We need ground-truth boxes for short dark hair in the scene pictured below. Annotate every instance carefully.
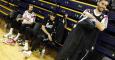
[49,12,56,17]
[27,4,33,10]
[29,4,33,6]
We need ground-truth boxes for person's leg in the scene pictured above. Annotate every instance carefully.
[22,37,41,57]
[22,24,36,57]
[31,37,42,51]
[13,33,21,41]
[23,40,29,51]
[4,28,13,37]
[70,39,86,60]
[20,24,28,50]
[56,25,86,60]
[23,24,33,51]
[23,34,30,54]
[4,17,17,38]
[23,32,29,51]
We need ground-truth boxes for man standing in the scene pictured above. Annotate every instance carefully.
[56,0,109,60]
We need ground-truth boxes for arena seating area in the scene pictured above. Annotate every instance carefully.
[0,0,115,59]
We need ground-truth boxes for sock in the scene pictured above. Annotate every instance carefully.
[9,28,13,34]
[14,33,20,41]
[4,28,13,37]
[23,40,29,51]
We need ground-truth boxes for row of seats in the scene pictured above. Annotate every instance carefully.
[0,0,77,30]
[44,0,96,12]
[1,0,115,34]
[3,0,115,29]
[22,0,96,20]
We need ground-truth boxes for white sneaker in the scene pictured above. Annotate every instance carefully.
[27,51,32,56]
[4,33,12,38]
[23,51,32,57]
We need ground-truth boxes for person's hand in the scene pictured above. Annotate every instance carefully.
[17,18,23,21]
[23,17,30,21]
[83,12,95,19]
[83,12,98,23]
[48,34,52,41]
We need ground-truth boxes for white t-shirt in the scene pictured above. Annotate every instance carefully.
[22,10,36,24]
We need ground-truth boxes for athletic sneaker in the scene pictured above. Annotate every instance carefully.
[4,33,12,38]
[22,51,32,57]
[3,38,16,46]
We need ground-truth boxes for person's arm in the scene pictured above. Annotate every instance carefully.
[95,20,106,31]
[22,11,29,20]
[64,24,67,29]
[83,10,108,31]
[41,25,52,41]
[64,20,67,29]
[95,19,107,31]
[101,15,108,29]
[85,13,108,31]
[16,14,23,21]
[30,12,36,23]
[41,19,52,41]
[41,25,50,36]
[22,11,27,19]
